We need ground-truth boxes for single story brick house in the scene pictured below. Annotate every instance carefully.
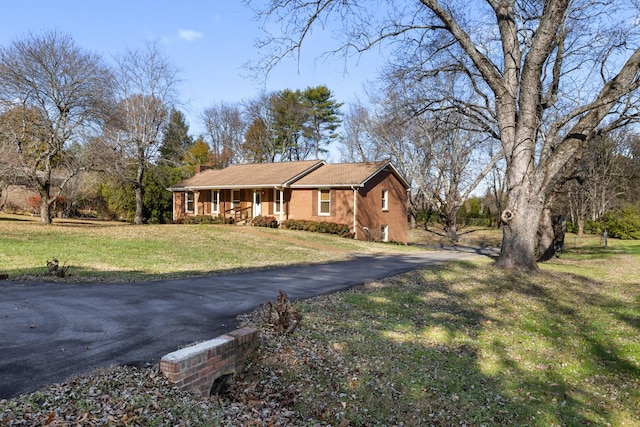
[168,160,409,243]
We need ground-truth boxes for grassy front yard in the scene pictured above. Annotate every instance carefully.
[0,213,417,282]
[241,245,639,425]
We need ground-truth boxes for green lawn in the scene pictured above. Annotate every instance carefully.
[241,244,640,426]
[0,213,418,282]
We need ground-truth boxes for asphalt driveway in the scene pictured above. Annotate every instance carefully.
[0,248,493,399]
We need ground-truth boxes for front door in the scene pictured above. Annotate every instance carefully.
[253,190,262,217]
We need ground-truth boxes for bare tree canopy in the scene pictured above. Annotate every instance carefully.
[0,30,113,224]
[250,0,640,271]
[104,41,179,225]
[202,102,247,168]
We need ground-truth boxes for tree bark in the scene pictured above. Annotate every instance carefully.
[536,204,555,262]
[39,197,52,224]
[442,205,459,241]
[495,187,543,272]
[134,184,144,225]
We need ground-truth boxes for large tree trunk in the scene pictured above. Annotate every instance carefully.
[38,180,52,224]
[442,205,459,241]
[39,197,52,224]
[134,157,145,225]
[134,184,144,225]
[495,188,543,272]
[536,204,555,262]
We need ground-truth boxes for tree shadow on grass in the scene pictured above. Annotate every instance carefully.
[269,260,640,426]
[0,265,275,285]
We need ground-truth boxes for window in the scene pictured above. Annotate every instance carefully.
[185,192,194,213]
[212,190,220,214]
[231,190,241,212]
[381,189,389,211]
[381,224,389,242]
[274,189,283,214]
[319,189,330,216]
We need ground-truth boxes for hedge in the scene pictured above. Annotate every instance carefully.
[281,219,354,238]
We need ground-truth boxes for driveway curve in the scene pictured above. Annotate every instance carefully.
[0,248,494,399]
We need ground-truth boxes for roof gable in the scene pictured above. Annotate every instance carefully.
[169,160,324,190]
[291,161,409,189]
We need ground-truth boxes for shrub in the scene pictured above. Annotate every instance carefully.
[27,194,69,217]
[604,206,640,240]
[257,290,302,335]
[251,215,279,228]
[584,219,604,235]
[46,258,70,278]
[281,219,354,238]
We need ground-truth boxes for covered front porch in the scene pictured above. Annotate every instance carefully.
[181,187,287,225]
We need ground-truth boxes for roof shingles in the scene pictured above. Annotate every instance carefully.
[168,160,407,190]
[291,161,389,187]
[170,160,323,189]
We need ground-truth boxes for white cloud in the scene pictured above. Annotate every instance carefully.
[178,29,203,42]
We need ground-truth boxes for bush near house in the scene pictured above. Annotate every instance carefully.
[282,219,354,238]
[251,215,278,228]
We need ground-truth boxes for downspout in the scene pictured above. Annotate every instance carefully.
[351,185,358,240]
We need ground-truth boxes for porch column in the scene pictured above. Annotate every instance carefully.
[278,187,284,222]
[172,192,176,221]
[194,191,199,216]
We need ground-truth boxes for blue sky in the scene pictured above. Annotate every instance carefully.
[0,1,384,152]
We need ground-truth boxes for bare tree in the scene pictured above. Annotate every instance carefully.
[250,0,640,271]
[339,103,382,163]
[561,131,630,236]
[202,102,246,168]
[342,77,499,238]
[242,92,279,162]
[105,41,179,225]
[0,31,113,223]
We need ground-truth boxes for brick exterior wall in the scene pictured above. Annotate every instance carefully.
[288,188,355,224]
[356,170,408,243]
[159,327,258,397]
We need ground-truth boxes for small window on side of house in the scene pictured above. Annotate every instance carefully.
[381,224,389,242]
[212,190,220,214]
[319,189,331,216]
[185,192,194,213]
[274,189,283,214]
[382,189,389,211]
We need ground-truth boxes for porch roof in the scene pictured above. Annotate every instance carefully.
[168,160,324,191]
